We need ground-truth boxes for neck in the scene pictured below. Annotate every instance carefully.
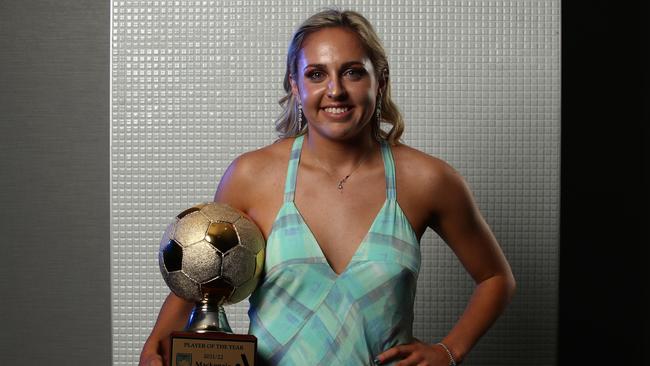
[304,131,377,176]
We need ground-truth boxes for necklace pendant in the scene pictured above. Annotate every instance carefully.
[337,174,351,190]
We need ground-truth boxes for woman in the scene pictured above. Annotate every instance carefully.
[141,9,515,366]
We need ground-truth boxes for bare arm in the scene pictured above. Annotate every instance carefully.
[139,293,194,366]
[378,160,515,365]
[430,166,516,363]
[140,155,254,366]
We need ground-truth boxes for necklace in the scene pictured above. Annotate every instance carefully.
[311,147,372,191]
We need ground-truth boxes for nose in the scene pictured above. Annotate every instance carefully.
[327,77,346,99]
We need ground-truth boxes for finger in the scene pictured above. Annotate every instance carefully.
[376,344,414,364]
[141,355,163,366]
[161,338,171,366]
[395,352,424,366]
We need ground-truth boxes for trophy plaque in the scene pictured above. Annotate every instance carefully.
[158,202,265,366]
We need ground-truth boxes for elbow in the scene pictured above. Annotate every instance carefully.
[476,270,516,304]
[486,269,516,303]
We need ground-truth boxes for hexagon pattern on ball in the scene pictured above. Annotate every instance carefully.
[200,203,242,223]
[234,216,265,254]
[173,211,211,247]
[159,202,266,306]
[181,240,222,284]
[223,246,262,304]
[222,246,256,286]
[205,221,240,254]
[176,203,207,219]
[159,219,177,249]
[165,270,202,301]
[229,248,266,303]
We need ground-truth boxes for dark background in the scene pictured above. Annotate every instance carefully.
[0,0,647,364]
[0,0,110,364]
[560,0,649,364]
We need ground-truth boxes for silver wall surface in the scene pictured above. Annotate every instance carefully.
[112,1,560,365]
[0,0,111,364]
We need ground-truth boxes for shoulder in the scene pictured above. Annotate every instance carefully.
[391,143,460,189]
[214,138,294,213]
[391,143,471,219]
[226,138,292,179]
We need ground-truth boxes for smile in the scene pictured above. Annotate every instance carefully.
[322,107,351,114]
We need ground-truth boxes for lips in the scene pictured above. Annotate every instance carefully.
[323,107,350,114]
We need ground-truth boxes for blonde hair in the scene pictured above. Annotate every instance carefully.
[275,9,404,144]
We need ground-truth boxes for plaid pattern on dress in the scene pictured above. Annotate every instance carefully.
[248,135,421,365]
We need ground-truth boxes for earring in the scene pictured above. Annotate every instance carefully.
[298,103,303,130]
[373,94,383,140]
[376,95,382,125]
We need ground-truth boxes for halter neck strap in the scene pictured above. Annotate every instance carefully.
[379,140,397,200]
[283,135,304,202]
[283,134,397,202]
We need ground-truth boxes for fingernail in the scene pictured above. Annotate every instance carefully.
[373,358,381,365]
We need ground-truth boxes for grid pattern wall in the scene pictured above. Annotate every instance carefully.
[111,1,560,365]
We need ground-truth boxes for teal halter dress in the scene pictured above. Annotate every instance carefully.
[248,135,421,365]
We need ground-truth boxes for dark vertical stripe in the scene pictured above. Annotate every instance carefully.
[0,0,110,364]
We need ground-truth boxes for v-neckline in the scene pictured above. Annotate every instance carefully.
[290,200,389,277]
[290,136,390,278]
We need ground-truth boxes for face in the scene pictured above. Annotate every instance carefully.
[291,27,383,142]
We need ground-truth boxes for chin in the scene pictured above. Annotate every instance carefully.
[309,116,371,140]
[327,126,369,141]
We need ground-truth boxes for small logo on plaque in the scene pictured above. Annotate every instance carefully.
[176,352,192,366]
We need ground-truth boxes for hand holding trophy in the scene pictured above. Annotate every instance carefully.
[158,202,265,366]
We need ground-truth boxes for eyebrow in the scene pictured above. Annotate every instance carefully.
[303,61,365,71]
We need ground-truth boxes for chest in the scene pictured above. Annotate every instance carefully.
[248,149,433,273]
[294,172,386,274]
[255,170,427,233]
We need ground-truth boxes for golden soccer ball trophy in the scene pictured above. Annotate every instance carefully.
[159,202,265,366]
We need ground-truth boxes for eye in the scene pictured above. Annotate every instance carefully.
[344,68,366,80]
[306,70,325,81]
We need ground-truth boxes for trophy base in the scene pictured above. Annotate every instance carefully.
[170,331,257,366]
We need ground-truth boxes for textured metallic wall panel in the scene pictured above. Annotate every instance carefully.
[112,1,560,364]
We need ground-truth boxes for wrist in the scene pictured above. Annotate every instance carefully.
[440,336,469,364]
[435,342,458,365]
[140,336,161,357]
